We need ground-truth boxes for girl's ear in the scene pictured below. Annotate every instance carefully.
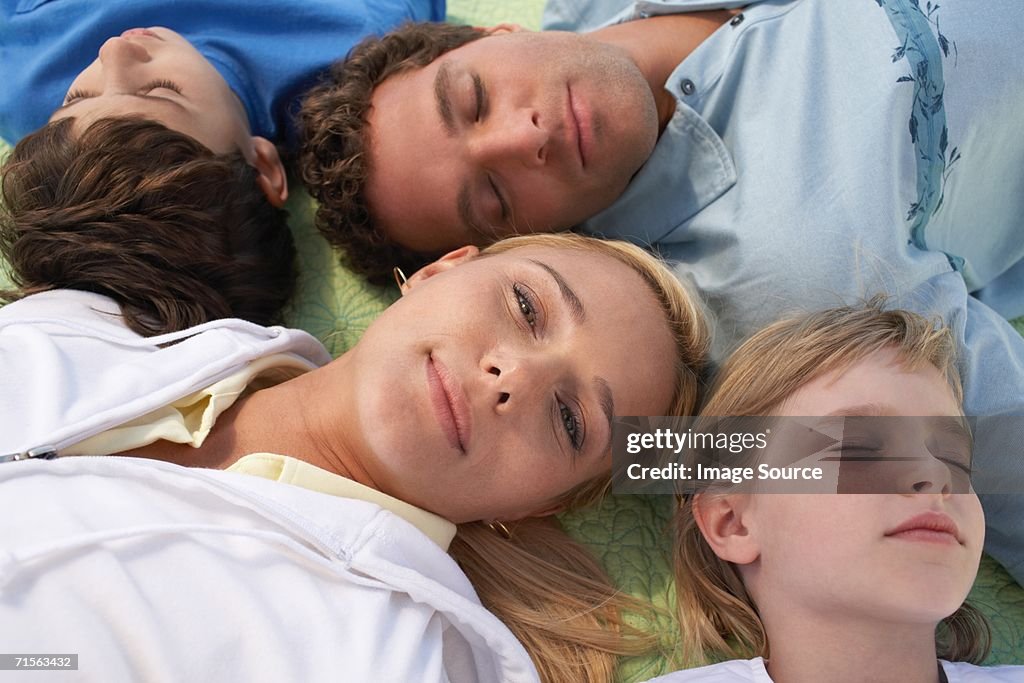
[401,245,480,295]
[692,493,760,565]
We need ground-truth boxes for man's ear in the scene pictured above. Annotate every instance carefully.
[251,136,288,208]
[479,23,524,35]
[692,493,760,565]
[401,245,480,295]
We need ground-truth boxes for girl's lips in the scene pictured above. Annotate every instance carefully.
[885,511,962,545]
[426,355,471,453]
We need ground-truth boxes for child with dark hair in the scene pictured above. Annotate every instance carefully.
[0,1,444,148]
[0,1,443,328]
[1,117,295,334]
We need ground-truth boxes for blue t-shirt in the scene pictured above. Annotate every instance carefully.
[0,0,445,146]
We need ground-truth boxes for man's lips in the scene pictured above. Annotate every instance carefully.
[885,511,962,545]
[426,355,471,453]
[121,28,163,41]
[567,86,590,169]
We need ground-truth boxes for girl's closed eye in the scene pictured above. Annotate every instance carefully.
[823,438,883,458]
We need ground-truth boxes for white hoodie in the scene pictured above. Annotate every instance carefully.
[0,290,540,683]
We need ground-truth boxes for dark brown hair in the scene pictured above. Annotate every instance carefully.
[1,116,295,336]
[297,22,485,284]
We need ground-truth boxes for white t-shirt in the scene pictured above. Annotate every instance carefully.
[644,657,1024,682]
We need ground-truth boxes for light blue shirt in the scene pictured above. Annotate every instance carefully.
[545,0,1024,581]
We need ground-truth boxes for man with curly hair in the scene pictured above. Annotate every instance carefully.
[298,0,1024,586]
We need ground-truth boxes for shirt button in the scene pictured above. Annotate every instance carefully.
[730,13,745,27]
[680,78,696,96]
[639,11,650,18]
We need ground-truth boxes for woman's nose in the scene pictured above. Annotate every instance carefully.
[484,353,559,412]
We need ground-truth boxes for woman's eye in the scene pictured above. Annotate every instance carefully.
[512,284,536,327]
[560,402,583,451]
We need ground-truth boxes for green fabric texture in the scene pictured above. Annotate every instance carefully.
[282,188,397,358]
[2,0,1023,675]
[447,0,544,29]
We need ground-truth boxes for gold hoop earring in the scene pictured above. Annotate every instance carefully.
[393,266,408,289]
[487,521,512,540]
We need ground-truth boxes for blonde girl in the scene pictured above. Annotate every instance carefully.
[656,302,1022,683]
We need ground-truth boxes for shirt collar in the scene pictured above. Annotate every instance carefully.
[582,98,736,243]
[228,453,457,550]
[579,1,747,242]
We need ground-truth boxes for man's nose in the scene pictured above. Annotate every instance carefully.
[470,109,549,168]
[97,36,151,90]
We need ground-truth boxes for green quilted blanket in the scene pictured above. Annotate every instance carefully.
[2,1,1022,678]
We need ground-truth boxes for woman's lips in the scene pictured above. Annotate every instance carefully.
[885,511,962,545]
[426,355,471,453]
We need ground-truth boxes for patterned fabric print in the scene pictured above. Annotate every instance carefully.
[875,0,963,271]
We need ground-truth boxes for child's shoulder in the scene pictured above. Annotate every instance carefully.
[645,659,1024,683]
[942,660,1024,682]
[642,657,772,683]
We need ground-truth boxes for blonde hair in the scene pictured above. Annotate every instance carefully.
[673,299,991,666]
[449,232,710,683]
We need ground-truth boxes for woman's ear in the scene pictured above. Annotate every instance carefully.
[250,136,288,208]
[692,493,760,565]
[401,245,480,295]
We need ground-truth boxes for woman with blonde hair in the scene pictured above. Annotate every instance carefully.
[0,232,708,683]
[655,301,1021,682]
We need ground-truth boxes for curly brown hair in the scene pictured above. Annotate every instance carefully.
[297,22,485,285]
[0,116,296,336]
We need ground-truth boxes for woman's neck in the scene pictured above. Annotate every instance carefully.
[759,605,941,683]
[124,355,379,488]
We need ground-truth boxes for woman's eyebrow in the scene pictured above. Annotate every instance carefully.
[527,258,585,324]
[595,376,615,455]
